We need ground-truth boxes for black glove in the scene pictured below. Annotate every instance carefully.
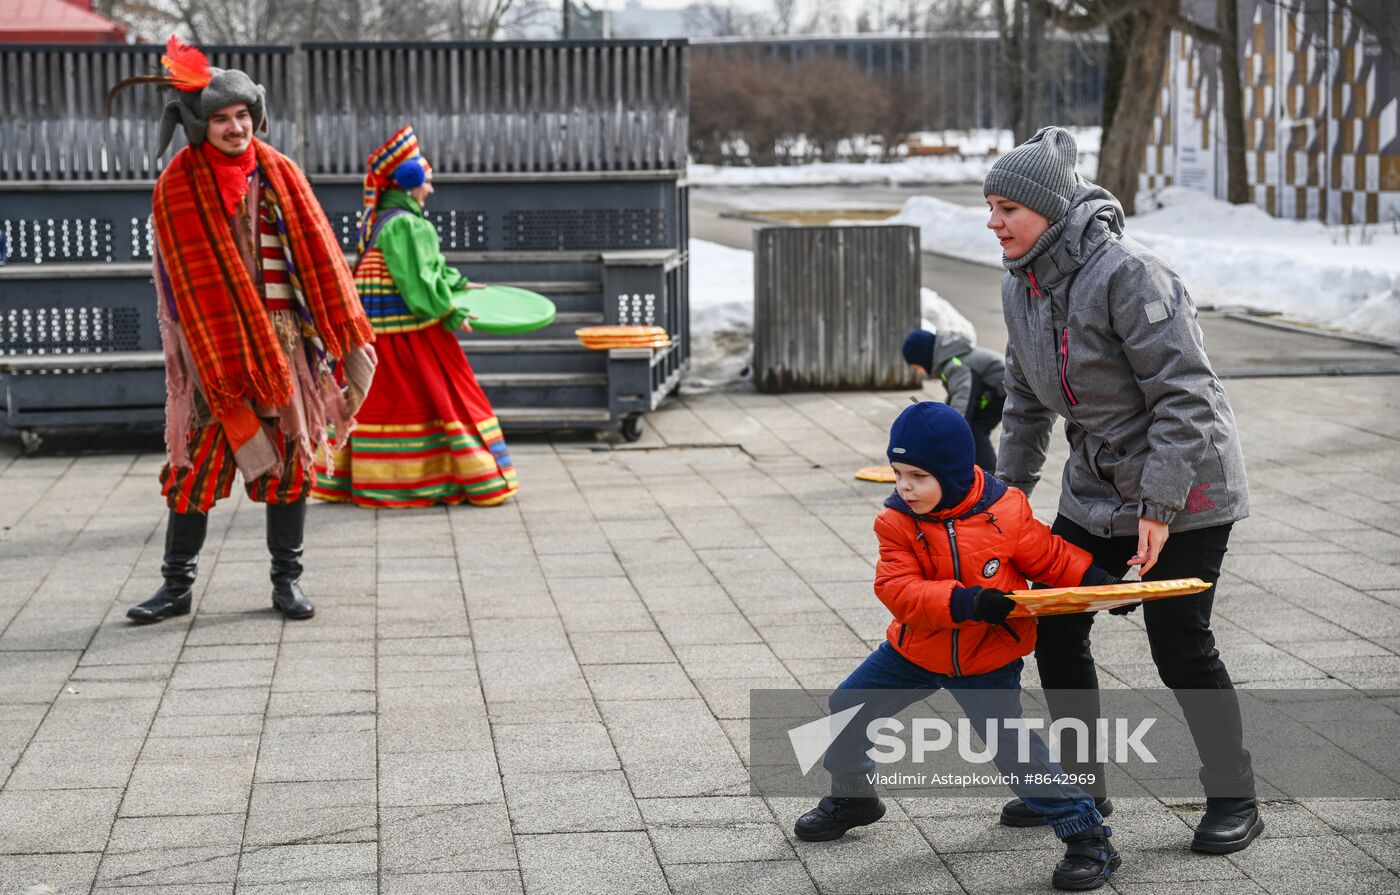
[971,587,1016,625]
[1109,601,1140,616]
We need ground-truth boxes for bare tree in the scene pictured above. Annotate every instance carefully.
[683,1,764,37]
[1024,0,1174,215]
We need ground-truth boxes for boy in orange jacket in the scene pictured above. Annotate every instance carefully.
[795,402,1122,891]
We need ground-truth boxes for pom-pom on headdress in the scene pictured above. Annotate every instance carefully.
[357,126,434,256]
[107,35,268,157]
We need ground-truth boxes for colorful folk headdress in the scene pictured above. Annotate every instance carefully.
[358,126,434,254]
[107,36,269,156]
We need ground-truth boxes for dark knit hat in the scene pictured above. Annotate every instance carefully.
[902,329,935,372]
[887,402,976,510]
[983,126,1078,222]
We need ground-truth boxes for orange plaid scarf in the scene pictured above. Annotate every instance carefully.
[152,139,373,419]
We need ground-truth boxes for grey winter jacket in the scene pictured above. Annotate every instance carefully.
[930,331,1006,419]
[996,180,1249,537]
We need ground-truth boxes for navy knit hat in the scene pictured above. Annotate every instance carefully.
[887,401,976,510]
[902,329,935,372]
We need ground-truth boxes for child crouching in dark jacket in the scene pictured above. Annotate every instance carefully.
[795,402,1121,891]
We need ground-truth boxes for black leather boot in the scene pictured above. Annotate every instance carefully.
[794,796,886,842]
[128,510,208,624]
[267,499,314,620]
[1052,825,1120,891]
[1002,797,1113,828]
[1191,798,1263,853]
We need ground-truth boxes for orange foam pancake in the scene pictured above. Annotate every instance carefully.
[855,465,897,483]
[1008,578,1211,617]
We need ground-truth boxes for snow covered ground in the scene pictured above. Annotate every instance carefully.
[689,128,1100,188]
[684,238,974,393]
[885,187,1400,342]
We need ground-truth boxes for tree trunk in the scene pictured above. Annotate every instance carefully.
[1101,12,1136,143]
[1096,5,1172,215]
[1217,0,1250,204]
[1018,0,1046,142]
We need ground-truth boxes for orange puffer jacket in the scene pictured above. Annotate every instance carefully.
[874,468,1094,677]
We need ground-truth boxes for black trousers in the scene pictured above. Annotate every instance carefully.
[1034,516,1255,800]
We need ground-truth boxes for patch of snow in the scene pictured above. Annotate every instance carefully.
[920,287,977,346]
[684,239,756,392]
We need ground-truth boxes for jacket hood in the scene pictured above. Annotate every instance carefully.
[1031,178,1125,284]
[931,331,973,369]
[884,469,1008,522]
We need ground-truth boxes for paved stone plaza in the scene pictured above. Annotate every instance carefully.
[1,371,1398,894]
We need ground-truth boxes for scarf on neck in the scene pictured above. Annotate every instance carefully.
[1003,217,1066,272]
[152,138,374,419]
[199,139,257,218]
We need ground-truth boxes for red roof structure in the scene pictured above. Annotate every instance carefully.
[0,0,129,44]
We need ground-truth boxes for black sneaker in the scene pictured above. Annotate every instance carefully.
[794,796,886,842]
[1190,798,1263,854]
[1001,797,1113,828]
[1052,825,1120,891]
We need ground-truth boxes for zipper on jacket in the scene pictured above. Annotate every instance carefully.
[1027,270,1043,298]
[897,624,907,647]
[945,521,964,677]
[1059,327,1079,407]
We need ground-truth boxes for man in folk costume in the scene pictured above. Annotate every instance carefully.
[111,38,376,624]
[311,127,518,508]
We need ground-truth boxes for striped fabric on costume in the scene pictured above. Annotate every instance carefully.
[161,423,313,514]
[352,239,438,335]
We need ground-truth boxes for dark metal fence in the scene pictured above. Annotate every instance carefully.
[0,40,689,181]
[753,225,921,393]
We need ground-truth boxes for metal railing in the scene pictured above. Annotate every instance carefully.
[0,40,689,181]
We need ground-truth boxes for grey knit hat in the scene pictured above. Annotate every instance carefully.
[982,126,1078,222]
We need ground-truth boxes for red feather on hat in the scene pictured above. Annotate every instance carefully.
[161,35,212,92]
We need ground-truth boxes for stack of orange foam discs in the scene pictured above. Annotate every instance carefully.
[575,325,672,350]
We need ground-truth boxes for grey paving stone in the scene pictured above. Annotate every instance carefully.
[674,644,790,679]
[236,843,378,885]
[90,885,234,895]
[0,788,122,853]
[503,769,643,834]
[380,871,524,895]
[486,698,601,726]
[6,736,145,790]
[1226,833,1387,881]
[515,831,667,895]
[378,750,503,807]
[246,780,377,846]
[119,758,251,817]
[255,727,377,784]
[493,721,620,775]
[792,820,962,894]
[662,860,818,895]
[651,610,761,646]
[265,689,376,718]
[582,662,698,700]
[650,822,794,864]
[0,852,102,895]
[0,650,80,704]
[571,630,675,665]
[158,686,269,717]
[96,846,239,888]
[380,804,517,874]
[235,879,375,895]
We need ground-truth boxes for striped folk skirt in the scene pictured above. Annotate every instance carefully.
[313,324,518,508]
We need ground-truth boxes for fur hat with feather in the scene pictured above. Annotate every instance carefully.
[108,36,269,156]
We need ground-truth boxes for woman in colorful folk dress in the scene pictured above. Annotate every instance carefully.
[313,127,518,508]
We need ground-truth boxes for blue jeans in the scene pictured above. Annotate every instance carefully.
[824,642,1102,840]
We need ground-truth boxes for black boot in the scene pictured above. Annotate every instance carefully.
[794,796,886,842]
[1052,825,1120,891]
[1001,797,1114,828]
[267,499,314,620]
[128,510,208,624]
[1191,798,1263,854]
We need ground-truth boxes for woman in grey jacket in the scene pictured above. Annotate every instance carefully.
[983,127,1262,855]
